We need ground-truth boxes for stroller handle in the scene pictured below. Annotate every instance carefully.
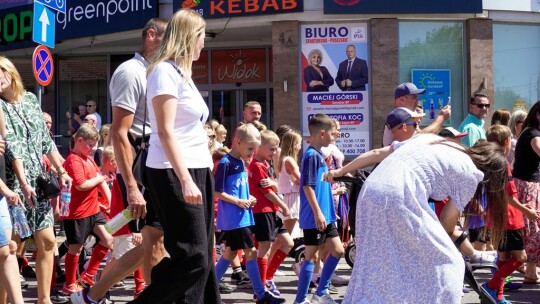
[333,176,365,185]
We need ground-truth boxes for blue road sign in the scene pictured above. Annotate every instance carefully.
[32,2,55,48]
[34,0,66,14]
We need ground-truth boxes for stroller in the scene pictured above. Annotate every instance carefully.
[334,170,370,268]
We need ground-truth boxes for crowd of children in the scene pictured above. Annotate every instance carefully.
[5,100,540,304]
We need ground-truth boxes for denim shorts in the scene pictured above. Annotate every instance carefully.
[0,196,12,247]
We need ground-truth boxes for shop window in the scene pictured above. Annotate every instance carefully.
[399,21,465,127]
[57,56,107,155]
[494,24,540,112]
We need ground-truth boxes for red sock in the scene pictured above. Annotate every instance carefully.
[85,244,109,276]
[21,256,30,268]
[257,257,268,286]
[266,250,288,281]
[487,257,522,301]
[133,267,145,292]
[64,253,79,286]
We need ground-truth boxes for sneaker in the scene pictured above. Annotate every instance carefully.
[309,280,318,293]
[219,282,233,294]
[50,288,70,304]
[266,280,280,296]
[311,293,338,304]
[330,274,348,286]
[78,271,96,287]
[315,278,337,294]
[62,283,83,295]
[134,289,144,299]
[469,252,496,265]
[20,274,28,289]
[293,301,312,304]
[71,287,109,304]
[274,269,285,276]
[21,265,37,278]
[327,283,338,294]
[231,271,251,288]
[255,291,286,304]
[504,280,522,291]
[480,283,499,304]
[112,280,125,288]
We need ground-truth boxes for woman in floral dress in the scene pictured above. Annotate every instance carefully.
[0,56,72,304]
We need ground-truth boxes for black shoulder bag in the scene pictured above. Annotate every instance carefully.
[131,101,148,188]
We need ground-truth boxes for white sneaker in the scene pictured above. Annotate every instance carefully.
[274,269,285,276]
[331,274,348,286]
[311,293,338,304]
[469,252,496,265]
[293,301,312,304]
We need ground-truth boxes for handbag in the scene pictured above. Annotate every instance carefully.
[35,167,61,201]
[132,99,149,187]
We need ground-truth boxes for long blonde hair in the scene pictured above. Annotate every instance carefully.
[0,56,25,98]
[277,130,301,173]
[147,9,205,80]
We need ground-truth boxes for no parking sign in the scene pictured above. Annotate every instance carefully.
[32,45,54,86]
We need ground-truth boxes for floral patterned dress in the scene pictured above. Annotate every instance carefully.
[343,134,484,304]
[2,92,56,231]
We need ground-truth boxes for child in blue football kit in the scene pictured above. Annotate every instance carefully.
[213,123,285,304]
[295,114,344,304]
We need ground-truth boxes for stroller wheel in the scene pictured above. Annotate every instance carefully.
[294,248,305,264]
[345,243,356,268]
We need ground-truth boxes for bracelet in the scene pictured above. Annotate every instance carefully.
[56,168,68,177]
[454,230,469,248]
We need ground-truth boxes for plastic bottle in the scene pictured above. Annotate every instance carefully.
[104,208,133,235]
[429,99,435,119]
[60,185,71,217]
[10,204,31,239]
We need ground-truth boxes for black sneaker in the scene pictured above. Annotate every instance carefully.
[231,271,251,288]
[219,283,233,294]
[50,288,70,304]
[255,291,285,304]
[21,265,37,278]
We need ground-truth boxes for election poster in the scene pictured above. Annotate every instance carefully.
[300,23,370,159]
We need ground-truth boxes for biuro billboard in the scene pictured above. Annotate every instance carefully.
[324,0,482,14]
[0,0,158,51]
[175,0,303,19]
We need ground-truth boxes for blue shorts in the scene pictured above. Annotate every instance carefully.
[0,196,12,247]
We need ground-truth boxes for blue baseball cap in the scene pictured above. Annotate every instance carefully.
[386,107,425,129]
[395,83,426,99]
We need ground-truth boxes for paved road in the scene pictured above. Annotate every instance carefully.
[20,253,540,303]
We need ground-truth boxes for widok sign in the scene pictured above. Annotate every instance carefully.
[32,2,55,48]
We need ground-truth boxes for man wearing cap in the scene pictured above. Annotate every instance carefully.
[438,127,468,144]
[457,93,490,147]
[382,83,451,146]
[386,107,425,143]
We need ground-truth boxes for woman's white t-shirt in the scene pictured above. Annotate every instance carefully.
[146,60,212,169]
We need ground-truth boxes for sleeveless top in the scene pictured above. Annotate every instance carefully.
[277,157,299,194]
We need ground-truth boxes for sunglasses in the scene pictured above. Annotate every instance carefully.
[404,121,419,128]
[208,135,216,139]
[86,104,95,107]
[472,103,490,109]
